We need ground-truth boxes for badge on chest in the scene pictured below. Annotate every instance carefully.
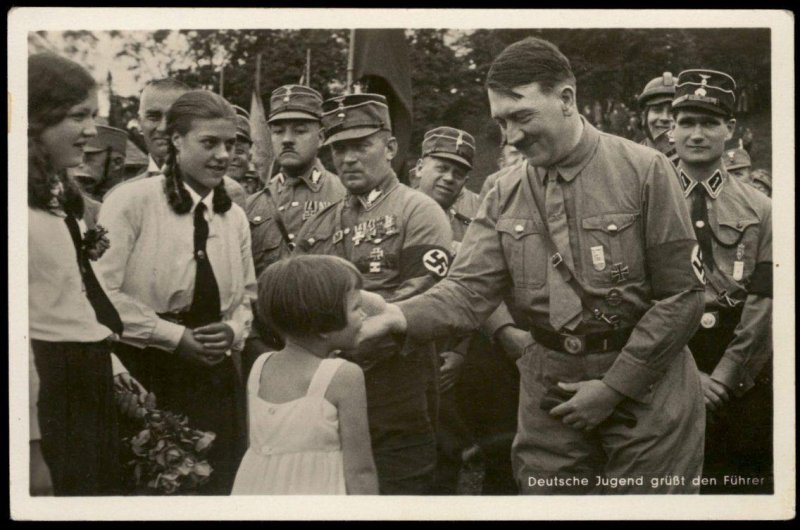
[350,215,399,246]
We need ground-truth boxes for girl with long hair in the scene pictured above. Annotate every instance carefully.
[96,89,257,494]
[28,52,129,495]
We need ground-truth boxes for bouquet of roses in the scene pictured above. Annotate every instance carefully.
[123,408,216,495]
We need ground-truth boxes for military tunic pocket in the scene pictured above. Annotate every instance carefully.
[249,216,284,273]
[580,212,644,287]
[714,218,760,283]
[496,217,547,288]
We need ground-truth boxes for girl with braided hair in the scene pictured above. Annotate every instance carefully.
[96,89,257,494]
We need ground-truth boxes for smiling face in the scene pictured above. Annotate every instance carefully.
[139,87,186,166]
[673,109,735,167]
[330,132,397,195]
[645,101,674,140]
[269,119,322,176]
[227,140,252,179]
[172,117,237,196]
[417,155,469,209]
[488,82,576,168]
[39,90,99,172]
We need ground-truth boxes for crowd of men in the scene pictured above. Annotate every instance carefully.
[59,35,772,495]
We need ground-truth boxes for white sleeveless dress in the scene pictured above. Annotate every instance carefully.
[231,352,347,494]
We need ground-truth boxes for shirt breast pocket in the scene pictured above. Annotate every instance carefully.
[715,218,760,282]
[580,212,644,287]
[496,217,547,288]
[249,215,284,268]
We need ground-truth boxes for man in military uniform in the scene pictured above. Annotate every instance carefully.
[295,93,453,494]
[71,124,128,229]
[227,106,254,187]
[723,147,753,185]
[104,78,248,209]
[241,165,262,196]
[750,168,772,197]
[638,72,680,165]
[241,85,346,369]
[359,37,706,494]
[671,69,773,493]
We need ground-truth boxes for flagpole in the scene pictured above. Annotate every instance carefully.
[346,29,356,94]
[255,52,262,95]
[219,65,225,98]
[305,49,311,87]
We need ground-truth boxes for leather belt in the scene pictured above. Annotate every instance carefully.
[530,326,634,355]
[157,311,222,327]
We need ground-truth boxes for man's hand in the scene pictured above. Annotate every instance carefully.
[549,380,625,431]
[439,351,465,393]
[192,322,235,354]
[177,329,226,367]
[699,371,730,413]
[357,291,407,346]
[496,326,533,360]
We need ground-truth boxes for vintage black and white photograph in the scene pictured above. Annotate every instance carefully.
[8,7,794,520]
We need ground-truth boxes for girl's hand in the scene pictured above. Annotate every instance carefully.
[192,323,235,354]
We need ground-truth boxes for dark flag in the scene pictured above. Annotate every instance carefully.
[352,29,413,181]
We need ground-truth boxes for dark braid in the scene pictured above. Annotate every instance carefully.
[162,142,193,215]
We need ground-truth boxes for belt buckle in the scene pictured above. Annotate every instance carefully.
[551,253,563,268]
[700,311,718,329]
[561,334,584,355]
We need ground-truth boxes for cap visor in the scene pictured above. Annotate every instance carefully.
[672,100,729,117]
[642,95,674,107]
[268,111,320,123]
[323,126,383,146]
[725,164,750,171]
[82,146,106,154]
[429,152,472,170]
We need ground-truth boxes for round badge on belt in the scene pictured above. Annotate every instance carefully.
[563,335,583,354]
[700,312,717,329]
[606,289,622,306]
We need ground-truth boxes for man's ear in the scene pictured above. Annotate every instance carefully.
[558,84,577,117]
[725,118,737,142]
[171,132,183,152]
[416,158,425,172]
[386,136,398,161]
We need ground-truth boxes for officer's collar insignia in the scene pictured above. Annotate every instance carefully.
[702,170,724,199]
[273,172,286,186]
[366,188,382,205]
[311,168,321,185]
[679,170,697,197]
[283,86,292,103]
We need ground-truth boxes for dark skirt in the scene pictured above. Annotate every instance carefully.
[31,339,122,496]
[114,343,246,495]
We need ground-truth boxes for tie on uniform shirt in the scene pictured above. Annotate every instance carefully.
[188,202,221,327]
[64,214,124,335]
[544,169,582,331]
[690,186,715,271]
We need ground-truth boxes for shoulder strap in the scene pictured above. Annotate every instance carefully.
[247,351,275,395]
[306,358,346,399]
[527,166,620,328]
[261,187,294,249]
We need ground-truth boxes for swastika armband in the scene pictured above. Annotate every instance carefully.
[647,239,706,299]
[398,245,451,281]
[747,261,772,298]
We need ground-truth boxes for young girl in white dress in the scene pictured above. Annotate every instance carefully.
[232,255,378,495]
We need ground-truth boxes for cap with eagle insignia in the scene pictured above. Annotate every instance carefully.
[321,93,392,146]
[672,69,736,117]
[268,84,323,123]
[421,126,476,170]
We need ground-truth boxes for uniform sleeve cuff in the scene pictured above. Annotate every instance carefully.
[711,356,753,397]
[110,353,128,377]
[150,319,186,352]
[482,304,516,337]
[602,353,663,402]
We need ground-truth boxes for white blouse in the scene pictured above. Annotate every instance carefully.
[96,175,256,353]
